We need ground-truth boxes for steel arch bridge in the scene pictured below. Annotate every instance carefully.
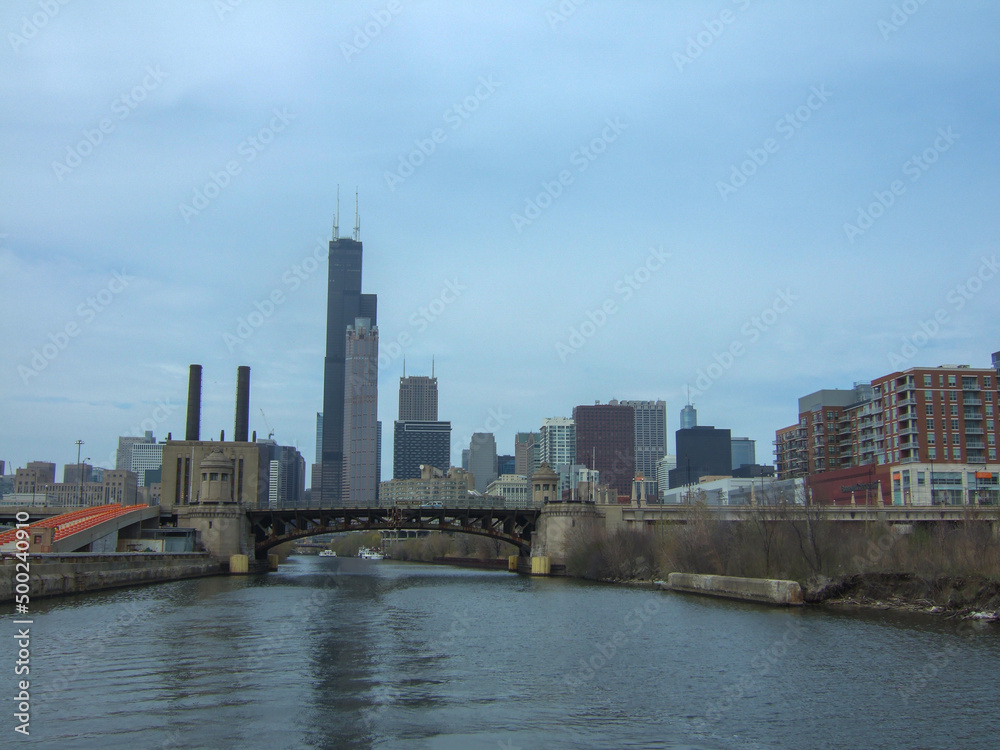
[248,505,540,557]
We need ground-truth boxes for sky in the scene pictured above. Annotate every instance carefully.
[2,0,999,480]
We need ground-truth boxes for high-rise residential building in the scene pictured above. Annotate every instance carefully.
[669,425,732,488]
[514,431,540,478]
[731,437,756,471]
[398,374,438,420]
[393,421,451,479]
[618,399,667,481]
[468,433,498,494]
[573,403,635,496]
[539,417,576,496]
[320,219,377,507]
[342,317,379,505]
[775,363,1000,479]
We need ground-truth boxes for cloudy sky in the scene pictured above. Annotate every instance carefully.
[2,0,998,480]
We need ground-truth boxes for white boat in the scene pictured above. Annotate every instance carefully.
[358,547,384,560]
[319,549,337,557]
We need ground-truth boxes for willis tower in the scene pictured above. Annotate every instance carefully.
[320,194,376,506]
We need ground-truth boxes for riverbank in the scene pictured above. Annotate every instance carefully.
[0,552,224,602]
[804,572,1000,620]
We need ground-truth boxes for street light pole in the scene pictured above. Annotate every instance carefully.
[75,440,84,507]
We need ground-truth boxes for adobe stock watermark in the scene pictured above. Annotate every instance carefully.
[717,85,832,200]
[510,116,627,233]
[51,66,168,182]
[878,0,930,41]
[213,0,247,21]
[7,0,73,53]
[546,0,586,30]
[456,408,512,459]
[843,127,958,244]
[377,278,466,368]
[555,246,669,362]
[887,254,999,368]
[340,0,402,62]
[384,76,501,192]
[178,107,296,223]
[97,399,180,469]
[224,236,328,351]
[18,269,133,384]
[673,0,752,72]
[687,288,797,397]
[563,598,660,690]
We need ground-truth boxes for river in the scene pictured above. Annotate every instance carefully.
[10,556,1000,749]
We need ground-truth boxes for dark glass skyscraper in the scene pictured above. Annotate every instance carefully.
[320,236,376,506]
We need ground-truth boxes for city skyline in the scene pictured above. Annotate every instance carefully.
[2,2,999,479]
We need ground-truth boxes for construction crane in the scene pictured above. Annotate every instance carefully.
[259,408,275,441]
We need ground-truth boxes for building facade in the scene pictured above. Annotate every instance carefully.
[573,403,635,496]
[539,417,576,496]
[392,421,451,479]
[485,474,532,509]
[669,425,733,488]
[398,374,438,420]
[319,232,377,506]
[343,317,379,505]
[619,399,667,482]
[468,432,498,494]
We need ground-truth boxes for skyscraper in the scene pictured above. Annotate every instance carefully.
[398,374,438,420]
[343,317,379,505]
[618,399,667,482]
[320,214,377,507]
[393,421,451,479]
[573,403,635,496]
[468,433,497,493]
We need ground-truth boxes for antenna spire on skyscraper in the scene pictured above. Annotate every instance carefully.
[353,187,360,241]
[333,185,340,240]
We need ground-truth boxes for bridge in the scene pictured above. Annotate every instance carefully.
[172,499,1000,570]
[247,505,541,556]
[0,504,160,554]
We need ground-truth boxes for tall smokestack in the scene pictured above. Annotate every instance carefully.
[235,365,250,442]
[186,364,202,441]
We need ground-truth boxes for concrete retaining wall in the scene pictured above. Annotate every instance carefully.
[664,572,803,605]
[0,553,224,602]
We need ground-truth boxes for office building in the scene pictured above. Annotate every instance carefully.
[731,437,756,471]
[497,454,515,476]
[669,425,732,488]
[393,421,451,479]
[319,210,377,506]
[379,465,474,507]
[468,432,498,494]
[343,317,379,505]
[398,373,438,420]
[63,462,94,485]
[514,431,540,478]
[486,474,532,509]
[618,399,667,482]
[573,402,635,496]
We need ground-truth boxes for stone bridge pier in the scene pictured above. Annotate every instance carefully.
[529,502,605,574]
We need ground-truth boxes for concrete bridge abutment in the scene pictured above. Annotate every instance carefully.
[529,502,604,573]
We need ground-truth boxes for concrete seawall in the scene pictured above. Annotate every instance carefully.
[663,572,804,606]
[1,553,225,602]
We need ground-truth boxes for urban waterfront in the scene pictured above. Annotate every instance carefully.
[13,558,1000,750]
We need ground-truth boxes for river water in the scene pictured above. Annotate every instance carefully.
[10,557,1000,749]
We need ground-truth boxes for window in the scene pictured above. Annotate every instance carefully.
[990,449,997,461]
[951,405,959,416]
[986,376,993,388]
[988,419,995,431]
[952,434,961,444]
[927,433,935,443]
[952,447,962,459]
[948,375,957,386]
[923,374,932,386]
[926,404,934,415]
[928,447,937,460]
[950,391,958,402]
[927,418,934,430]
[951,418,960,430]
[986,392,994,402]
[925,390,933,401]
